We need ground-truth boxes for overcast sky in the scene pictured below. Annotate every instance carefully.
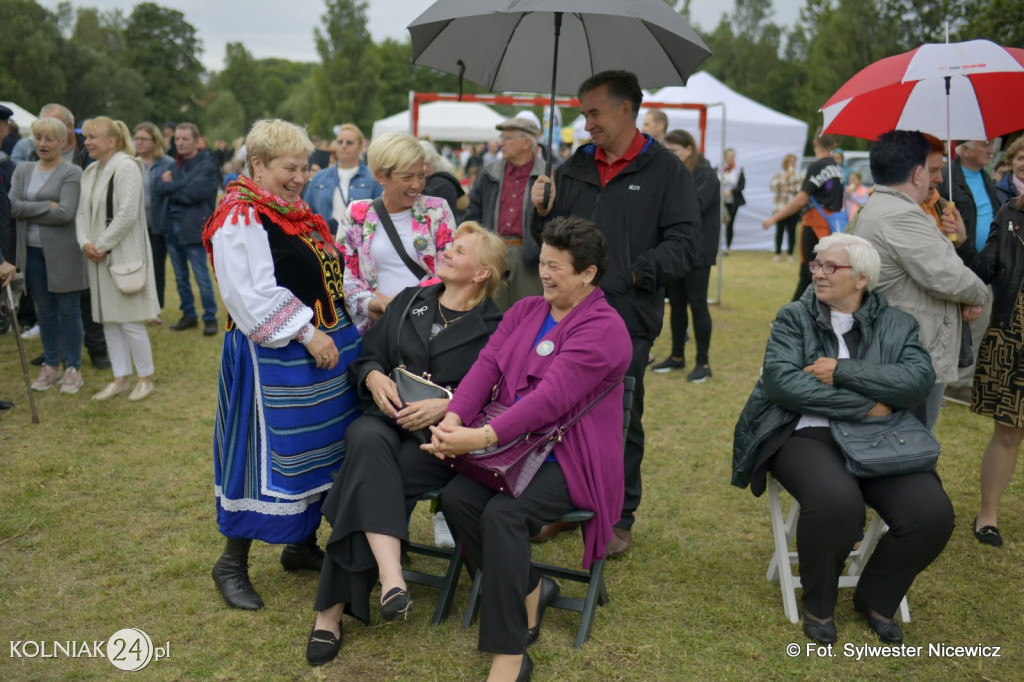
[40,0,805,73]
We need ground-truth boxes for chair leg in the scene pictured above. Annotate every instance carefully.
[767,476,801,624]
[430,539,465,625]
[462,570,483,628]
[574,558,606,648]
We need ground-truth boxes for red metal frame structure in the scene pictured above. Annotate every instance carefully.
[410,92,709,153]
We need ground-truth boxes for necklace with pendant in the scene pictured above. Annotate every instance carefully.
[437,300,468,329]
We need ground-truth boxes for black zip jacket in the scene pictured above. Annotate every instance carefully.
[963,200,1024,329]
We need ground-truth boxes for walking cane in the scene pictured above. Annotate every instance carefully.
[4,283,40,424]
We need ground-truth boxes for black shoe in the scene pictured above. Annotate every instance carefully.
[974,516,1003,547]
[212,538,264,610]
[516,652,534,682]
[526,576,560,646]
[90,353,112,370]
[651,356,685,374]
[854,593,903,644]
[281,534,325,572]
[305,624,342,666]
[170,316,198,331]
[379,586,412,622]
[203,319,219,336]
[0,400,14,410]
[30,354,44,367]
[802,614,837,644]
[686,364,712,383]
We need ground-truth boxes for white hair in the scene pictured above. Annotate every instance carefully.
[814,233,880,290]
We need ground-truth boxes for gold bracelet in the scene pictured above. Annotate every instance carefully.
[483,425,493,449]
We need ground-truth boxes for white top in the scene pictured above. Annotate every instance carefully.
[210,206,315,348]
[331,165,360,223]
[369,209,420,297]
[796,311,854,430]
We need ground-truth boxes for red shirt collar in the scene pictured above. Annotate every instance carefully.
[594,130,646,186]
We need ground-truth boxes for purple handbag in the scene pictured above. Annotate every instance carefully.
[449,380,617,498]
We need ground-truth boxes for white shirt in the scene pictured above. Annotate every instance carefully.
[210,206,314,348]
[331,165,360,223]
[369,209,420,297]
[796,311,854,430]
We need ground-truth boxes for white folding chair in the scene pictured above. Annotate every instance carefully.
[765,474,911,624]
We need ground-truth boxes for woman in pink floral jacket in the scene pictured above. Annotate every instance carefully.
[337,133,455,333]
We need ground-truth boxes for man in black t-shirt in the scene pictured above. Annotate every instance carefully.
[763,132,844,300]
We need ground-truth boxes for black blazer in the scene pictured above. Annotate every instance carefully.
[349,283,503,415]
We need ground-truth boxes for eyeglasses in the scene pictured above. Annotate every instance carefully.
[808,261,854,275]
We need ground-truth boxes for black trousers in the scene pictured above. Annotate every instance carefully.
[666,267,712,364]
[619,336,651,529]
[80,289,107,357]
[442,463,575,655]
[150,230,167,310]
[791,223,819,302]
[769,428,954,620]
[724,202,739,249]
[314,415,456,624]
[775,214,799,255]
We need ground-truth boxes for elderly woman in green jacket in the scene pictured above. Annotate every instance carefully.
[732,233,952,648]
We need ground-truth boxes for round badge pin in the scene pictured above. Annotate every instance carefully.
[413,236,429,251]
[536,340,554,356]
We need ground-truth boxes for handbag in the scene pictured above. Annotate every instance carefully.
[104,177,147,294]
[388,291,451,443]
[829,411,940,478]
[450,380,618,498]
[809,196,849,233]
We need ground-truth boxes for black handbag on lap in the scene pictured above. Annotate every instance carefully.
[829,411,940,478]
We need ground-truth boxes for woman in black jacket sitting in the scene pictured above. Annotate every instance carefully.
[306,222,505,666]
[733,233,952,647]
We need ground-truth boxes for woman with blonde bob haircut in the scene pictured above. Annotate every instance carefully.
[338,131,456,333]
[76,116,160,401]
[201,118,364,611]
[306,221,506,666]
[133,121,174,313]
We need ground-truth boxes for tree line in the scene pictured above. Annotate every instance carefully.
[2,0,1020,150]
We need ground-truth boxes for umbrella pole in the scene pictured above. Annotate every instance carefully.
[542,11,563,208]
[945,75,953,204]
[5,285,40,424]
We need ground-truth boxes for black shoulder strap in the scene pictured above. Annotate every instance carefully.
[372,197,428,280]
[104,177,114,227]
[392,288,422,366]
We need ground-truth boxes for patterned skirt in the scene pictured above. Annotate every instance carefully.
[972,289,1024,429]
[213,321,362,543]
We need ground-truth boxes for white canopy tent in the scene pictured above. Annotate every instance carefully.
[0,101,38,136]
[573,72,809,251]
[371,101,505,143]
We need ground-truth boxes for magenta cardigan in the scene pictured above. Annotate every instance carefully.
[447,288,632,567]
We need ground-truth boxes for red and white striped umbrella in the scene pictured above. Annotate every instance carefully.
[820,39,1024,141]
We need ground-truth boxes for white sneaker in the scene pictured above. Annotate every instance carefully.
[60,367,84,394]
[31,365,63,391]
[433,512,455,549]
[21,324,40,341]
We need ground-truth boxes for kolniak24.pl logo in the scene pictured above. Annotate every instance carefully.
[10,629,169,671]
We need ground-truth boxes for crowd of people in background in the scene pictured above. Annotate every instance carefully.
[1,81,1021,680]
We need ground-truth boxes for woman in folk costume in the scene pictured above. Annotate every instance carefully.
[203,119,361,611]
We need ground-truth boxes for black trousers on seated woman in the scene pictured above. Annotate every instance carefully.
[769,427,954,620]
[442,462,575,655]
[314,414,456,623]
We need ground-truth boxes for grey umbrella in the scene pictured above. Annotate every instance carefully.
[408,0,712,192]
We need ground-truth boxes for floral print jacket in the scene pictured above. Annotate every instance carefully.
[337,194,455,333]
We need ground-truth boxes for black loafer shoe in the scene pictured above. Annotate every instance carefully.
[380,586,412,622]
[516,652,534,682]
[802,615,837,645]
[30,354,45,366]
[526,576,560,647]
[305,626,342,666]
[203,320,219,336]
[90,353,112,370]
[974,516,1003,547]
[854,594,903,644]
[0,400,14,410]
[280,541,325,572]
[170,316,198,331]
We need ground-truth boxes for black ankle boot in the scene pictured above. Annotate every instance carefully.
[280,533,325,572]
[212,538,264,610]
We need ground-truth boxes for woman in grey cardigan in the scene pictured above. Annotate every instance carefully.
[77,116,159,402]
[10,117,86,394]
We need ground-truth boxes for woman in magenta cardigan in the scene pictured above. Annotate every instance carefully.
[425,216,631,682]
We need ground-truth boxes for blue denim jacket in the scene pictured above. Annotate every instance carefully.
[305,163,382,234]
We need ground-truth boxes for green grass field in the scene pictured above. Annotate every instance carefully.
[0,251,1018,681]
